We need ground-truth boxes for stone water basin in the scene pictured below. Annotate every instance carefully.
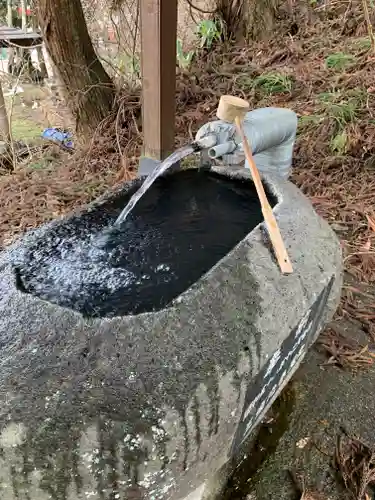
[0,165,342,500]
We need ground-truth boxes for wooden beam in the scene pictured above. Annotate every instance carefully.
[140,0,178,160]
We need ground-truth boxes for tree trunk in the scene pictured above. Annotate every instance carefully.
[36,0,115,140]
[246,0,279,40]
[0,81,12,172]
[0,82,10,143]
[215,0,247,40]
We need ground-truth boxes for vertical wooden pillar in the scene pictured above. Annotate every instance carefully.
[7,0,12,28]
[0,81,10,143]
[140,0,178,160]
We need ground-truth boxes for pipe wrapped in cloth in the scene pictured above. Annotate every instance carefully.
[196,107,298,179]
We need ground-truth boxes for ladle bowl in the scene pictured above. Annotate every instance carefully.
[0,165,342,500]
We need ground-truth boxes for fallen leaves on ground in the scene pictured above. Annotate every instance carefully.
[300,491,327,500]
[335,430,375,500]
[318,326,375,370]
[289,470,328,500]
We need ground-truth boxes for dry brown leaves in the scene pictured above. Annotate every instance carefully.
[0,150,120,247]
[340,285,375,341]
[318,327,375,370]
[317,277,375,369]
[300,491,327,500]
[293,158,375,286]
[335,431,375,500]
[289,470,328,500]
[0,88,142,248]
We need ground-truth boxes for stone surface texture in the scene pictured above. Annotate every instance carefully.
[0,166,342,500]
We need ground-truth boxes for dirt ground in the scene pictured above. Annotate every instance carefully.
[243,333,375,500]
[0,2,375,497]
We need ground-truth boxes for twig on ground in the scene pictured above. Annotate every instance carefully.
[318,326,375,370]
[361,0,375,54]
[335,429,375,500]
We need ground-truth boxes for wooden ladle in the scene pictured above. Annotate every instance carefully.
[217,95,293,274]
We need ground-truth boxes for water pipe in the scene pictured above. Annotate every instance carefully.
[195,107,298,179]
[138,134,217,177]
[208,140,237,159]
[194,134,217,151]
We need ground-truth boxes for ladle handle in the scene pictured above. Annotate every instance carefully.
[234,116,293,275]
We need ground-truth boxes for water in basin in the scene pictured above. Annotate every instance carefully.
[14,169,276,318]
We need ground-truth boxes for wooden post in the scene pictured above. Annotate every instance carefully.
[7,0,15,75]
[21,0,27,31]
[7,0,12,27]
[0,80,10,145]
[140,0,178,160]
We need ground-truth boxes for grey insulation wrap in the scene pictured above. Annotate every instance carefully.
[195,107,298,179]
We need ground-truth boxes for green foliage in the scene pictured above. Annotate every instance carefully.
[176,39,194,70]
[176,19,223,70]
[129,55,140,77]
[29,160,47,170]
[236,74,254,91]
[317,89,365,156]
[325,52,356,70]
[353,37,372,50]
[253,72,293,94]
[196,19,223,49]
[326,100,356,129]
[318,89,364,129]
[297,114,322,134]
[318,90,341,103]
[116,53,140,77]
[330,131,348,155]
[28,153,60,170]
[10,117,42,142]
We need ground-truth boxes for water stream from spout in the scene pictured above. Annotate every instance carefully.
[115,144,197,226]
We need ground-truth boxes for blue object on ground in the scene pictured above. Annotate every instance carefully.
[42,128,74,150]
